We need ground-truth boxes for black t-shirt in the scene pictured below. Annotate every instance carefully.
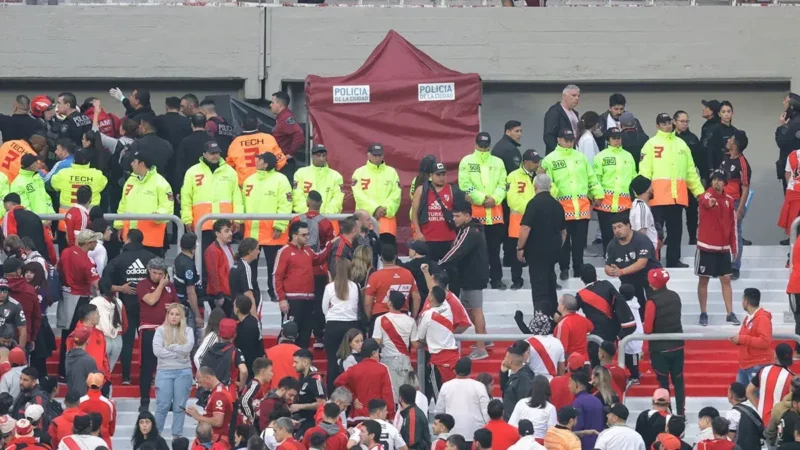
[229,260,260,305]
[235,315,265,379]
[521,192,566,257]
[0,299,26,329]
[296,370,325,421]
[779,410,799,445]
[173,252,201,302]
[605,231,661,279]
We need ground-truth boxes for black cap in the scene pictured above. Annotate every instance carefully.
[732,129,749,152]
[656,113,673,124]
[710,169,728,183]
[454,357,472,376]
[307,190,323,203]
[312,144,327,154]
[557,406,580,423]
[630,175,652,196]
[606,127,623,140]
[517,420,534,437]
[432,162,447,174]
[522,149,542,163]
[281,320,299,338]
[475,132,491,148]
[367,144,384,156]
[74,148,91,165]
[408,240,429,256]
[204,141,221,153]
[702,99,722,114]
[20,154,37,169]
[777,343,794,365]
[131,150,151,166]
[607,403,629,421]
[557,129,575,140]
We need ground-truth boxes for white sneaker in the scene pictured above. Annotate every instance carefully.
[312,342,325,350]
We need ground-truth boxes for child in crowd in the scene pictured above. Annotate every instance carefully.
[620,283,643,385]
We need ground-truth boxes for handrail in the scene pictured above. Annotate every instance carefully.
[194,213,353,273]
[617,332,800,367]
[39,213,184,248]
[414,333,603,393]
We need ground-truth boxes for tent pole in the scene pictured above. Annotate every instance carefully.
[478,104,482,131]
[307,109,314,163]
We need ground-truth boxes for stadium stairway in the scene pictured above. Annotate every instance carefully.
[39,244,792,449]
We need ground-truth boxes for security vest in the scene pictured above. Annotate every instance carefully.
[241,169,292,246]
[227,132,286,186]
[115,168,174,248]
[593,145,636,213]
[506,167,536,238]
[0,172,9,219]
[541,145,603,221]
[10,169,53,216]
[181,158,243,231]
[639,130,704,207]
[0,140,37,183]
[458,149,507,226]
[351,161,401,235]
[292,164,344,215]
[50,163,108,232]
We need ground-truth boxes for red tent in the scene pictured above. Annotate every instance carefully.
[305,30,482,241]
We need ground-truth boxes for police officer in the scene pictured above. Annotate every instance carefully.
[270,91,305,182]
[352,144,402,248]
[459,132,508,290]
[673,111,705,246]
[492,121,523,270]
[593,128,636,253]
[505,149,541,290]
[241,153,292,302]
[292,145,344,217]
[181,140,243,252]
[55,93,92,148]
[199,99,237,156]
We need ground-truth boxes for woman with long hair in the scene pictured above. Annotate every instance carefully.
[591,366,620,408]
[576,111,601,163]
[90,277,126,372]
[475,372,494,398]
[336,329,364,373]
[508,375,556,442]
[322,259,361,392]
[132,411,169,450]
[350,245,374,290]
[152,304,194,439]
[193,307,226,369]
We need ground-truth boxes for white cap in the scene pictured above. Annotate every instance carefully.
[24,404,43,422]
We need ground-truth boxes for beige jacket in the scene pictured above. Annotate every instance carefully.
[90,295,124,339]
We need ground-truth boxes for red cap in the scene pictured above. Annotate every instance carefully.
[567,353,586,371]
[648,268,671,290]
[654,433,681,450]
[218,318,237,340]
[71,326,92,346]
[8,348,25,366]
[14,419,33,437]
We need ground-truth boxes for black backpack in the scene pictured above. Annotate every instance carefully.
[201,343,238,385]
[733,403,764,450]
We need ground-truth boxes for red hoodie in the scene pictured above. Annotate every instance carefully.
[334,358,395,419]
[697,187,737,255]
[737,308,773,369]
[83,106,120,139]
[48,407,84,448]
[7,276,41,343]
[79,388,116,448]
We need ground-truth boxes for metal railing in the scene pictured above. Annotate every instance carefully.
[194,213,353,273]
[617,332,800,367]
[415,333,603,393]
[39,213,184,247]
[4,0,793,6]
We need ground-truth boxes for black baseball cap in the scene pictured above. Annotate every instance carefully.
[368,144,384,156]
[656,113,673,124]
[557,129,575,140]
[432,162,447,174]
[522,149,542,163]
[20,154,38,169]
[606,127,623,140]
[312,144,328,154]
[281,320,299,339]
[408,240,430,256]
[204,141,222,153]
[607,403,629,421]
[702,99,722,113]
[475,132,491,148]
[557,406,580,423]
[710,170,728,183]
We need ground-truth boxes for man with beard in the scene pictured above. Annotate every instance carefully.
[11,368,49,420]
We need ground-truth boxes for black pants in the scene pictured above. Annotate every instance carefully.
[596,211,615,255]
[685,189,699,242]
[484,224,504,285]
[284,300,315,348]
[323,320,360,393]
[559,219,589,276]
[501,203,513,267]
[791,294,800,353]
[507,237,524,285]
[258,245,281,300]
[650,348,685,415]
[120,306,140,381]
[427,241,452,261]
[652,205,684,266]
[144,246,165,258]
[528,255,558,317]
[139,328,157,404]
[58,296,90,378]
[312,275,327,343]
[625,353,641,380]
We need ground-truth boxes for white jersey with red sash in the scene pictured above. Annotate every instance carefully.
[756,364,794,425]
[526,335,565,380]
[418,302,459,387]
[420,290,472,332]
[373,312,418,358]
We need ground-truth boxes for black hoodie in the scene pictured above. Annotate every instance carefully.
[103,243,156,310]
[438,219,489,290]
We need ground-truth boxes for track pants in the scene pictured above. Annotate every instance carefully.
[652,205,684,266]
[650,348,685,415]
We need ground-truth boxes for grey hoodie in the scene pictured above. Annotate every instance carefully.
[65,348,98,397]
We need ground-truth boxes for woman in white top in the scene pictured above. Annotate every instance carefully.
[90,277,126,371]
[153,303,195,439]
[508,375,556,440]
[576,111,601,163]
[193,307,226,370]
[322,259,361,391]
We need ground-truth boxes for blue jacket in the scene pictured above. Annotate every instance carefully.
[43,155,74,189]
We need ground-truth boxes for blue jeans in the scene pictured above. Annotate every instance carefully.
[736,364,766,386]
[155,367,194,437]
[733,199,745,270]
[184,305,202,351]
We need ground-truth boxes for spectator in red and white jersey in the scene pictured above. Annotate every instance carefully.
[420,267,471,333]
[514,310,565,380]
[65,186,91,248]
[746,343,795,426]
[365,245,421,326]
[78,373,115,448]
[779,147,800,244]
[732,288,773,386]
[417,286,460,395]
[372,291,419,402]
[553,294,593,362]
[431,414,455,450]
[333,339,395,422]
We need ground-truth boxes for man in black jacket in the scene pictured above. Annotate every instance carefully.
[674,110,705,245]
[109,87,156,123]
[126,116,173,178]
[156,96,192,151]
[492,120,523,175]
[777,94,800,193]
[0,95,42,143]
[102,229,156,385]
[500,344,533,420]
[175,113,213,186]
[620,112,649,170]
[543,85,580,154]
[55,93,92,147]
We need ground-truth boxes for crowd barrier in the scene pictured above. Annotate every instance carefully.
[2,0,792,6]
[39,213,185,248]
[193,213,353,274]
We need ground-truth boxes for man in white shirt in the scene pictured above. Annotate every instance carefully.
[696,407,720,444]
[434,357,490,441]
[525,317,565,380]
[372,291,419,401]
[417,286,460,398]
[348,399,408,450]
[629,175,658,251]
[595,404,646,450]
